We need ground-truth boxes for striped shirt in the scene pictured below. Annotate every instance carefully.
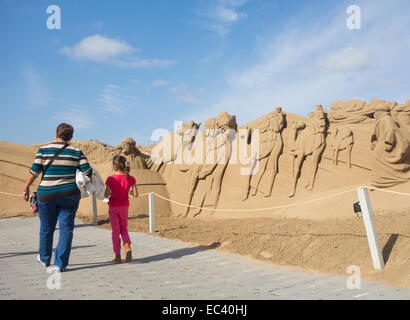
[30,142,92,201]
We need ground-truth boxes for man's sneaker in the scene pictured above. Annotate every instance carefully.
[37,254,50,267]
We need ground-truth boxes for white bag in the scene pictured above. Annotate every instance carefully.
[76,167,105,200]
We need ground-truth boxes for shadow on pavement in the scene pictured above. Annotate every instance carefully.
[0,245,96,259]
[65,242,221,272]
[132,242,221,264]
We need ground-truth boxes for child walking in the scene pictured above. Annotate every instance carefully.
[105,155,138,263]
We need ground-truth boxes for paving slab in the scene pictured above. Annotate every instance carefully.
[0,217,409,300]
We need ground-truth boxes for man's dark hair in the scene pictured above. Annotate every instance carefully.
[56,123,74,141]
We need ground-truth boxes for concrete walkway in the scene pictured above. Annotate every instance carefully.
[0,217,409,300]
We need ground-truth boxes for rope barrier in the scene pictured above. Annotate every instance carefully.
[361,186,410,197]
[0,191,21,197]
[151,188,359,212]
[1,185,409,212]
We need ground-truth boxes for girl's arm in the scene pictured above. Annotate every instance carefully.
[131,184,138,198]
[104,185,112,198]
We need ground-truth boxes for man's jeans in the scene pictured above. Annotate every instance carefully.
[38,195,81,269]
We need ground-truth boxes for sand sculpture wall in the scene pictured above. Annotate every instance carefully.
[146,98,410,218]
[3,98,408,220]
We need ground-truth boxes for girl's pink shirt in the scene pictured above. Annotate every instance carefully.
[105,174,136,207]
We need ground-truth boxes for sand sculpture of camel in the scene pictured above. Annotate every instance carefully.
[181,112,237,218]
[328,127,354,168]
[288,121,326,197]
[150,121,201,174]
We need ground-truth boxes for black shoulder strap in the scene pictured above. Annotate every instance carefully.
[41,143,69,181]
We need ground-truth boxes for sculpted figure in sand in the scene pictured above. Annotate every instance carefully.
[117,137,148,169]
[288,105,327,197]
[241,107,285,201]
[328,99,374,124]
[328,126,354,168]
[150,121,201,174]
[391,100,410,128]
[181,112,237,217]
[370,101,410,187]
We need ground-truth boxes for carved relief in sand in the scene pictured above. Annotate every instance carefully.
[370,100,410,187]
[288,105,327,197]
[181,112,237,217]
[328,126,354,168]
[241,107,285,200]
[328,99,374,124]
[115,137,149,169]
[391,100,410,127]
[150,121,201,174]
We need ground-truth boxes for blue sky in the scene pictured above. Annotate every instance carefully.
[1,0,409,146]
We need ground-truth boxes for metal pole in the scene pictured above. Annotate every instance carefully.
[92,192,98,226]
[149,192,156,233]
[357,187,385,270]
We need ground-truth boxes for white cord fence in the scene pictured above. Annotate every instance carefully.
[2,185,410,270]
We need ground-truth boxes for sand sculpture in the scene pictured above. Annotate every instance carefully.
[150,121,201,174]
[143,99,409,215]
[2,98,410,224]
[116,137,149,170]
[328,126,354,168]
[328,99,374,124]
[180,112,237,217]
[287,105,327,197]
[241,107,285,200]
[370,100,410,187]
[391,100,410,127]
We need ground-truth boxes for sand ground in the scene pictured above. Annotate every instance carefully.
[76,209,410,289]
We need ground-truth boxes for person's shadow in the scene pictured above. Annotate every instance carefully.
[131,241,221,264]
[67,242,221,272]
[0,245,96,259]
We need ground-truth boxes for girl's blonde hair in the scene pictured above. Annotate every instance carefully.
[113,155,130,179]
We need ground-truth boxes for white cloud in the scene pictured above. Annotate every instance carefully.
[177,93,202,105]
[318,47,373,71]
[168,84,188,93]
[51,108,96,130]
[152,79,171,86]
[60,34,175,68]
[99,84,138,113]
[22,67,50,108]
[199,0,248,35]
[113,58,176,68]
[60,35,133,62]
[166,83,205,105]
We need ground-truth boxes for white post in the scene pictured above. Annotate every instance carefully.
[357,187,385,270]
[92,193,98,226]
[149,192,156,233]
